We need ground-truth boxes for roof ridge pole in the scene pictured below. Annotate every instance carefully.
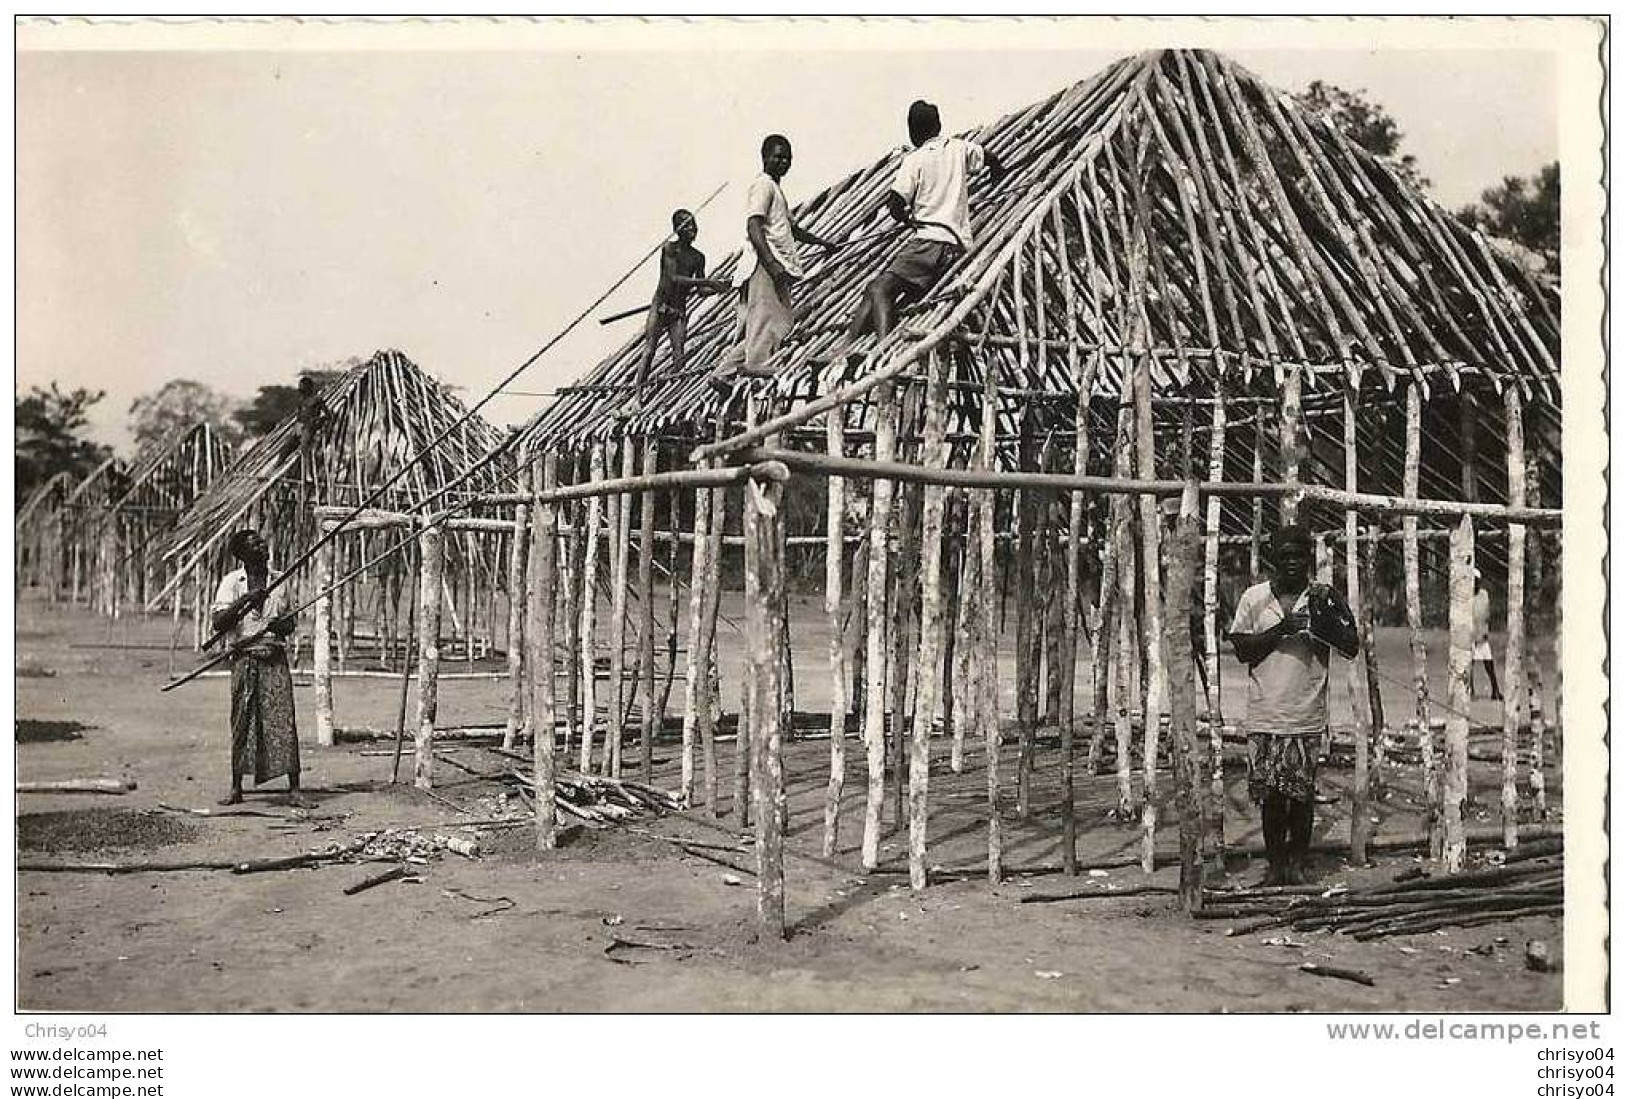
[690,54,1164,466]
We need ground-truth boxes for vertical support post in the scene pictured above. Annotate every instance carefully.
[1345,378,1371,866]
[861,382,896,871]
[607,441,635,778]
[889,476,917,827]
[1162,484,1204,910]
[1279,366,1304,524]
[313,534,336,748]
[701,453,726,816]
[822,409,849,856]
[1201,375,1227,866]
[736,418,758,828]
[909,349,949,891]
[413,524,444,790]
[1250,417,1265,578]
[504,449,531,749]
[1403,381,1438,856]
[1502,384,1528,849]
[1443,514,1474,872]
[1012,422,1039,820]
[638,440,658,781]
[530,454,558,850]
[578,446,605,773]
[748,472,787,940]
[1526,448,1548,820]
[681,478,713,810]
[972,365,1000,885]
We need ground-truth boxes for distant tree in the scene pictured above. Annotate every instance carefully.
[1458,162,1560,276]
[1295,80,1429,190]
[128,379,243,453]
[15,383,111,505]
[234,364,352,438]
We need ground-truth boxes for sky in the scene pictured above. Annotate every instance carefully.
[16,24,1561,451]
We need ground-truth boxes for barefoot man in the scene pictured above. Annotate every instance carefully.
[1226,524,1358,884]
[626,208,731,414]
[708,134,835,391]
[211,529,308,807]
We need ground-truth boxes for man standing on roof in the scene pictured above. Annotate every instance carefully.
[626,208,731,415]
[1226,524,1359,885]
[708,134,836,391]
[833,100,1005,362]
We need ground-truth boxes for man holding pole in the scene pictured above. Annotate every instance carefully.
[211,529,308,807]
[1226,524,1358,884]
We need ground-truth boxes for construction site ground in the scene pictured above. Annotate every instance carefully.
[15,596,1563,1012]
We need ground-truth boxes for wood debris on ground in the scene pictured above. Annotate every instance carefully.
[1206,853,1563,941]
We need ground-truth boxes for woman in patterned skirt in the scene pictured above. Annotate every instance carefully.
[210,529,308,807]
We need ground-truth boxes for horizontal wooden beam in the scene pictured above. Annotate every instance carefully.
[743,448,1562,527]
[462,460,790,512]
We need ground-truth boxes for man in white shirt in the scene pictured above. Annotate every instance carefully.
[1227,524,1359,884]
[708,134,835,391]
[834,100,1004,360]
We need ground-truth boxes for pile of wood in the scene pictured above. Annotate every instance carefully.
[505,769,679,827]
[1205,853,1562,941]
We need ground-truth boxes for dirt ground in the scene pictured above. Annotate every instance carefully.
[14,595,1564,1012]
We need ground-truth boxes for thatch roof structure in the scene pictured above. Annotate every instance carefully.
[522,47,1559,587]
[152,349,515,626]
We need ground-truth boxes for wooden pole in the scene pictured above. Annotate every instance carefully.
[1443,514,1475,872]
[748,474,787,940]
[639,440,658,781]
[578,446,605,773]
[413,524,444,790]
[701,454,726,816]
[736,399,761,827]
[909,349,949,891]
[861,382,897,871]
[888,477,917,827]
[1345,378,1371,866]
[1279,366,1304,524]
[822,409,849,857]
[680,476,713,809]
[607,441,635,778]
[1108,405,1137,822]
[950,493,976,775]
[313,537,336,748]
[1502,384,1527,849]
[504,451,531,749]
[1403,382,1438,857]
[530,453,559,850]
[1012,413,1039,821]
[1526,448,1548,820]
[974,368,1001,886]
[1201,386,1227,867]
[389,553,418,785]
[1162,484,1204,911]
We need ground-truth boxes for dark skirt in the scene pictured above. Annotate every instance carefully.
[1246,732,1319,804]
[230,645,299,785]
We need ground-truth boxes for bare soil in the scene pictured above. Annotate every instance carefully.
[14,596,1564,1012]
